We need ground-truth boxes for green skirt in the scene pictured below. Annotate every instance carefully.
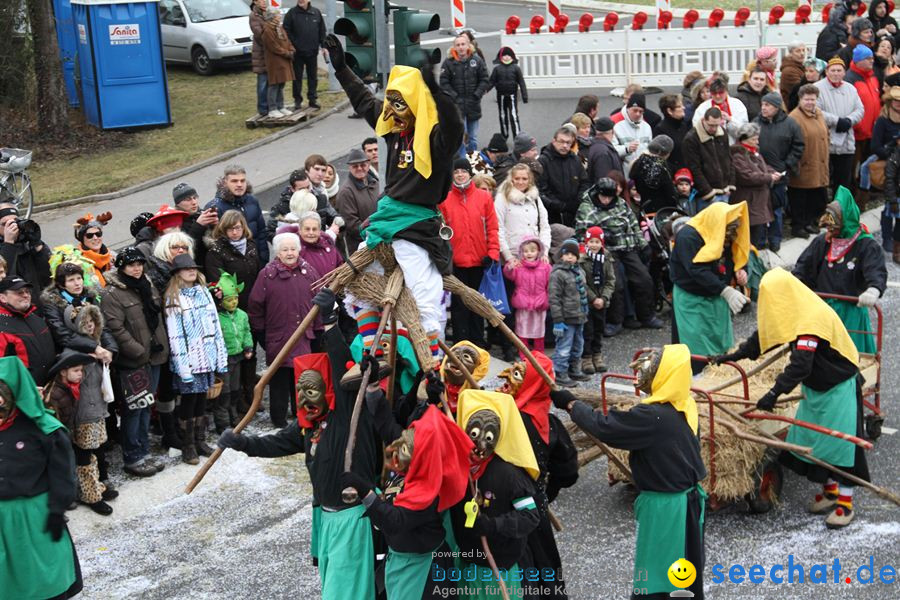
[310,505,321,560]
[633,485,707,595]
[787,378,858,468]
[824,297,876,354]
[0,492,77,600]
[385,546,438,600]
[318,504,375,600]
[673,285,733,356]
[458,562,522,600]
[362,196,440,247]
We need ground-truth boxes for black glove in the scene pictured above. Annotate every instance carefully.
[550,388,576,411]
[708,353,736,366]
[756,391,778,412]
[323,34,346,72]
[481,256,494,268]
[472,512,496,536]
[835,117,852,133]
[361,353,380,377]
[425,369,444,405]
[217,428,247,451]
[45,513,65,542]
[312,288,337,324]
[340,471,373,498]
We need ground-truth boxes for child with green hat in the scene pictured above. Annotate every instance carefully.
[211,271,254,433]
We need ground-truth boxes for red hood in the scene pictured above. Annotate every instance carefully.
[292,353,335,429]
[395,405,474,512]
[513,351,554,444]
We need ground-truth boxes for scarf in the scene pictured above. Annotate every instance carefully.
[229,237,248,255]
[640,344,698,435]
[712,97,732,116]
[60,289,87,307]
[563,263,589,315]
[586,250,606,290]
[80,245,112,274]
[64,380,81,403]
[0,407,18,431]
[118,272,161,332]
[512,351,554,444]
[323,173,340,198]
[740,142,758,155]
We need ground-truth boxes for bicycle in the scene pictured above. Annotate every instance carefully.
[0,148,34,218]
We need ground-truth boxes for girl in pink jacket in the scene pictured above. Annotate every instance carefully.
[503,236,551,353]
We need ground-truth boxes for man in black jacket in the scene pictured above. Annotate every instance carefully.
[0,277,56,386]
[283,0,326,110]
[538,127,590,226]
[586,117,624,184]
[0,204,51,300]
[440,34,491,156]
[172,182,218,267]
[654,94,691,174]
[755,92,805,252]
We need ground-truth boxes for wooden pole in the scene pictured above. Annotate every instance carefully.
[437,338,481,389]
[386,315,398,407]
[703,344,789,393]
[494,321,635,484]
[185,282,344,494]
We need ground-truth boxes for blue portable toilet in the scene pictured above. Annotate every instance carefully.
[71,0,171,129]
[53,0,80,107]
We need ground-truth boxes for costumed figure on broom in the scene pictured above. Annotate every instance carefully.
[323,33,465,369]
[217,290,381,599]
[0,356,84,600]
[793,186,887,354]
[709,268,871,529]
[670,201,751,373]
[497,352,578,599]
[551,344,707,600]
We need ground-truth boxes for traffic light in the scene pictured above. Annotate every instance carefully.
[335,0,378,80]
[393,7,440,68]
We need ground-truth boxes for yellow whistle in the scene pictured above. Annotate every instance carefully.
[464,499,479,528]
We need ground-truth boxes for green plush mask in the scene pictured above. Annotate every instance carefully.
[216,272,244,312]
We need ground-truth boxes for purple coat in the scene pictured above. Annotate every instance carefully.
[300,234,343,281]
[248,258,321,368]
[503,236,551,312]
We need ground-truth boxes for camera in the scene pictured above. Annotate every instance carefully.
[14,218,42,247]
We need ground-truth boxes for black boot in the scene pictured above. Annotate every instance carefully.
[180,419,198,465]
[194,416,215,457]
[212,393,231,434]
[159,411,183,449]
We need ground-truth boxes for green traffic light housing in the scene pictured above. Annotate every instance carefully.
[335,0,378,80]
[393,7,441,68]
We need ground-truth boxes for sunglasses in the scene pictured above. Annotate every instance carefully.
[84,231,103,239]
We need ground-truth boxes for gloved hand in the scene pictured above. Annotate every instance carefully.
[482,256,494,268]
[312,288,337,324]
[425,369,444,405]
[857,287,880,308]
[756,391,778,412]
[553,323,567,340]
[720,286,749,315]
[835,117,852,133]
[217,428,247,451]
[708,353,737,366]
[550,388,576,411]
[45,513,65,542]
[340,471,373,498]
[361,353,381,378]
[323,34,346,72]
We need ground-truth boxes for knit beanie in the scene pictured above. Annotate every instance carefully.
[853,44,874,63]
[761,91,783,108]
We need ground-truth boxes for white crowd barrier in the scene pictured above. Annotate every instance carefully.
[501,23,822,89]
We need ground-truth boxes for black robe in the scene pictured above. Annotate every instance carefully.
[793,233,887,297]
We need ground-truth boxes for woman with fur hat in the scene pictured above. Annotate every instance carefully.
[73,212,114,287]
[630,134,678,213]
[164,254,228,465]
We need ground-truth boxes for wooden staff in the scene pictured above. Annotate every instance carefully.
[185,282,344,494]
[714,402,900,507]
[494,321,635,485]
[386,315,398,407]
[342,270,404,503]
[437,337,563,532]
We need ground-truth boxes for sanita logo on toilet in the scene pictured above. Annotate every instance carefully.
[109,23,141,45]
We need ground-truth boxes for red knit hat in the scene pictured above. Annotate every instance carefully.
[674,168,694,184]
[584,226,605,244]
[147,204,189,233]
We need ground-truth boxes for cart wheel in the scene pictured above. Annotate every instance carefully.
[865,414,884,441]
[747,456,783,514]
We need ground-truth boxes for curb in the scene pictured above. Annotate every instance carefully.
[34,98,352,215]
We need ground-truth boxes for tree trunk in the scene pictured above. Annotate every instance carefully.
[26,0,69,134]
[0,1,30,106]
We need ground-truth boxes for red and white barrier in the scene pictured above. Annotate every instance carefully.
[451,0,466,29]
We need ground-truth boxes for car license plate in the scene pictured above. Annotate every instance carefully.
[243,45,251,54]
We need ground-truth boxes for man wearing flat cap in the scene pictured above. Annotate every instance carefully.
[0,277,56,386]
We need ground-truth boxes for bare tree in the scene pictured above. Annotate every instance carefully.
[25,0,68,134]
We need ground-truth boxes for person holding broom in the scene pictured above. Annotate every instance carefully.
[793,186,887,354]
[551,344,707,599]
[709,268,870,529]
[670,201,751,373]
[217,289,381,598]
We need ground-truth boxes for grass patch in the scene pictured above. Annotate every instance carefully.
[28,67,343,206]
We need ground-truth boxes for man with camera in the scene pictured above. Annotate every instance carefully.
[0,203,51,302]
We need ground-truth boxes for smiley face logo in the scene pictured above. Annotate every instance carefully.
[667,558,696,589]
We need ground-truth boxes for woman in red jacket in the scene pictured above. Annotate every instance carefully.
[439,158,500,349]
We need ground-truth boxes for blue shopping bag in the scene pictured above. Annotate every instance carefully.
[478,262,511,315]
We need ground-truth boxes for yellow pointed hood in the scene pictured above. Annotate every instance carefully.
[374,65,439,178]
[440,340,490,391]
[757,268,859,365]
[457,389,540,480]
[640,344,698,435]
[686,201,750,270]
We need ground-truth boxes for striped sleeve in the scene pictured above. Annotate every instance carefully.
[513,496,537,511]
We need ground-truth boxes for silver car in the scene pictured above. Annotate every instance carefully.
[158,0,255,75]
